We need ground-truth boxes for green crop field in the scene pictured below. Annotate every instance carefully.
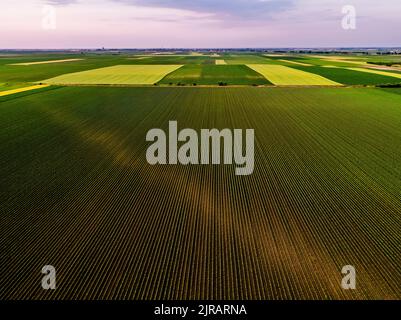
[362,55,401,64]
[247,64,341,86]
[224,54,272,65]
[263,55,366,67]
[288,66,401,85]
[0,56,130,83]
[159,65,271,85]
[127,55,216,65]
[43,65,183,85]
[1,85,401,300]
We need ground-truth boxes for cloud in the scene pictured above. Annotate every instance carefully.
[142,0,294,19]
[45,0,77,5]
[113,0,295,19]
[11,0,400,48]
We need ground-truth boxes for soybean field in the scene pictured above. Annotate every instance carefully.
[1,86,401,300]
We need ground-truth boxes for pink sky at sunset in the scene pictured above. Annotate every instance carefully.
[1,0,400,49]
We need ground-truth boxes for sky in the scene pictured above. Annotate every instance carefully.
[0,0,400,49]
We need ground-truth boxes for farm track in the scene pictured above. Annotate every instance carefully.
[1,87,401,300]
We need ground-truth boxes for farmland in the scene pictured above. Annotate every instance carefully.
[278,59,312,66]
[267,56,368,68]
[159,65,271,85]
[43,65,183,85]
[348,67,401,79]
[1,51,401,301]
[289,65,401,85]
[1,53,400,88]
[224,54,272,65]
[0,56,131,83]
[247,64,341,86]
[1,85,401,300]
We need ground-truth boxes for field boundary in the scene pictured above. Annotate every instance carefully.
[38,83,363,89]
[0,85,59,103]
[9,59,85,66]
[0,84,51,97]
[348,67,401,79]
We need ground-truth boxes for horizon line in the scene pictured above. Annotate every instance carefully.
[1,46,401,51]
